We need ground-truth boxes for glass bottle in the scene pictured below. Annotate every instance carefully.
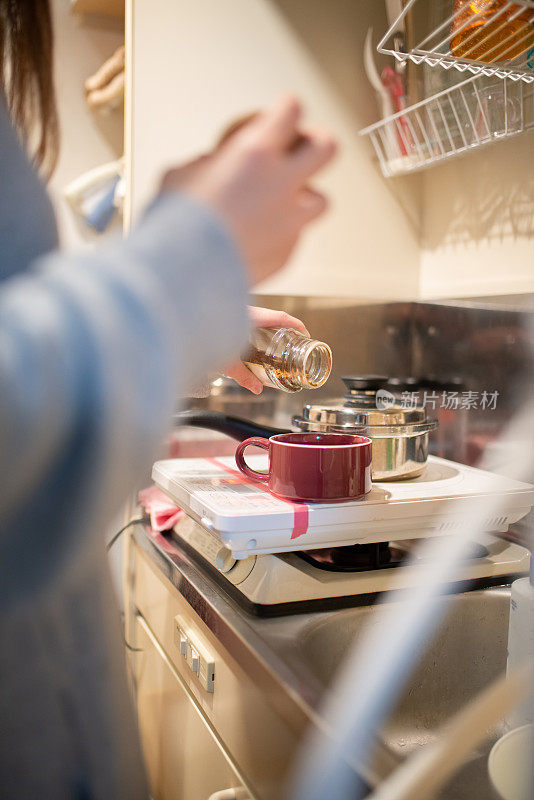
[451,0,534,63]
[243,328,332,393]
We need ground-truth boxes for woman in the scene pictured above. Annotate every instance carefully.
[0,2,336,798]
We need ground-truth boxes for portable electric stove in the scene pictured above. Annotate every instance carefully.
[153,455,534,615]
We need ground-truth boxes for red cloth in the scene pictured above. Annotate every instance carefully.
[138,486,184,531]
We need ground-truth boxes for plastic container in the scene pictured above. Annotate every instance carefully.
[451,0,534,63]
[488,724,534,800]
[506,556,534,727]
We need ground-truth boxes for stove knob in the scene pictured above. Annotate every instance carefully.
[215,547,236,574]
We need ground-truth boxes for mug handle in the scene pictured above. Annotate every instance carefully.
[235,437,270,483]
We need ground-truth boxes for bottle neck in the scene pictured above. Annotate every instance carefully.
[265,328,332,392]
[285,336,332,390]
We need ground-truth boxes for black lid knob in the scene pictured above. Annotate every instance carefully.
[387,376,420,391]
[342,375,389,392]
[418,374,467,391]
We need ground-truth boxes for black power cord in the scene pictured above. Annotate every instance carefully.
[107,514,151,655]
[106,515,150,552]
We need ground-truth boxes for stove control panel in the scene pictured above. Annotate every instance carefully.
[173,515,256,585]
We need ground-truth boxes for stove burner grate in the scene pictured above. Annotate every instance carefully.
[298,542,403,572]
[298,540,490,573]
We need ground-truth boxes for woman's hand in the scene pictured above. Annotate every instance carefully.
[160,96,337,287]
[222,306,309,394]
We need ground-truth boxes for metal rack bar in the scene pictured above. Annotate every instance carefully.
[359,74,530,177]
[377,0,534,84]
[460,86,480,143]
[427,104,447,155]
[472,83,492,138]
[415,109,435,154]
[449,92,470,145]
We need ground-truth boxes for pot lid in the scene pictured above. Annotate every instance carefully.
[296,402,427,428]
[294,375,432,430]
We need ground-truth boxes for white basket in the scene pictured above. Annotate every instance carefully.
[359,74,534,177]
[379,0,534,84]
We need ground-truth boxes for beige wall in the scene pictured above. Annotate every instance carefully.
[50,0,124,248]
[420,130,534,298]
[128,0,533,301]
[128,0,421,299]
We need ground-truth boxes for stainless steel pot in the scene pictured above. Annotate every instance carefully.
[292,376,438,480]
[175,375,438,481]
[188,375,276,420]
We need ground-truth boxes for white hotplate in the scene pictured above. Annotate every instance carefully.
[152,455,534,559]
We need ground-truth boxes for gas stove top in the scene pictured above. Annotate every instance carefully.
[153,455,534,615]
[170,514,529,615]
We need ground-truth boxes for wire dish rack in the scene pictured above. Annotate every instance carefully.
[379,0,534,83]
[359,74,534,176]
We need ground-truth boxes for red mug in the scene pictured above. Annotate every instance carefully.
[235,432,372,503]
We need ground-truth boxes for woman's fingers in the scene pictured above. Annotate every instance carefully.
[248,306,310,336]
[160,95,337,286]
[254,95,302,151]
[290,128,337,181]
[160,155,211,192]
[222,361,264,394]
[297,187,329,222]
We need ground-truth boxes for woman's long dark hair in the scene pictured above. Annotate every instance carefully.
[0,0,59,175]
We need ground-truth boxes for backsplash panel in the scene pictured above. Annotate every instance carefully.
[186,294,534,469]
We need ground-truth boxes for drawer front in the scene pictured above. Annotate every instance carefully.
[134,614,251,800]
[129,542,307,800]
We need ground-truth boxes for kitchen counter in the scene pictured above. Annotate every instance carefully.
[127,522,515,800]
[126,521,362,800]
[129,521,338,725]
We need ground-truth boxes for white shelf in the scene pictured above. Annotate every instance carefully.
[379,0,534,84]
[359,74,534,177]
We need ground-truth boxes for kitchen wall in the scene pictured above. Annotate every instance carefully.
[420,129,534,299]
[128,0,421,299]
[49,0,123,248]
[128,0,534,301]
[247,293,534,469]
